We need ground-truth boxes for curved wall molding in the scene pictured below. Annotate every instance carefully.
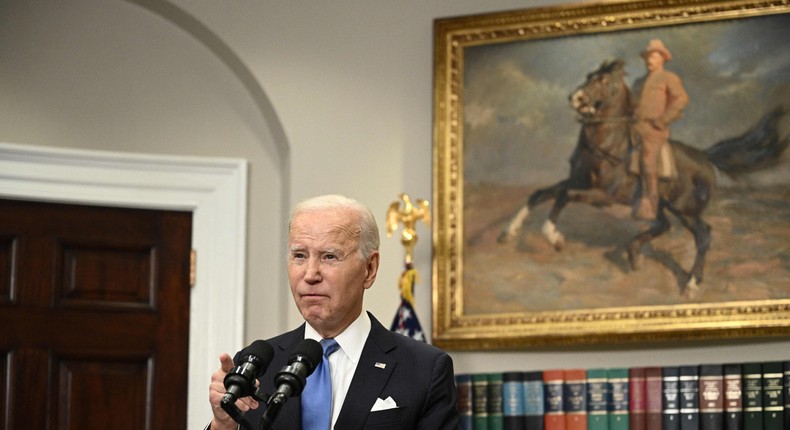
[127,0,290,163]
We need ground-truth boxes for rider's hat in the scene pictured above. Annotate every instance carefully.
[641,39,672,61]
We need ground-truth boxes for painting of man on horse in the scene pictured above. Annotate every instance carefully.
[459,13,790,310]
[497,57,787,296]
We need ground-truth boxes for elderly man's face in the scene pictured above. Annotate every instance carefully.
[644,50,666,72]
[287,208,378,338]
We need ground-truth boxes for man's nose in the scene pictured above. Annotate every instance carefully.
[304,258,322,282]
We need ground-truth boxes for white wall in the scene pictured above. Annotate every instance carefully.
[2,0,788,424]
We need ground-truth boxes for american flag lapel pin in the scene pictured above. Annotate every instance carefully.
[375,362,386,369]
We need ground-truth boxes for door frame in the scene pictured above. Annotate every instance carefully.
[0,141,247,428]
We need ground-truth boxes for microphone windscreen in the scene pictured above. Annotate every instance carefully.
[290,338,323,372]
[236,339,275,376]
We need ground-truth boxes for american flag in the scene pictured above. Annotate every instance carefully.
[389,268,425,342]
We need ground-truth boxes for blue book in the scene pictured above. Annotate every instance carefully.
[456,373,473,430]
[503,372,526,430]
[523,370,545,430]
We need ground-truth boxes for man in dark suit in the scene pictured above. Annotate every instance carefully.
[208,194,460,430]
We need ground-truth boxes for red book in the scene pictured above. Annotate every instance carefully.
[645,367,663,430]
[564,369,588,430]
[699,364,724,430]
[629,367,647,430]
[544,369,566,430]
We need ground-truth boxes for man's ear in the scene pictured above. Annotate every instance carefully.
[363,251,380,289]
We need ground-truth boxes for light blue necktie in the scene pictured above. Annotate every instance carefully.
[302,338,339,430]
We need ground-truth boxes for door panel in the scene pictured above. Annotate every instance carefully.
[0,199,192,429]
[1,351,9,429]
[59,243,154,308]
[54,352,150,430]
[0,235,14,304]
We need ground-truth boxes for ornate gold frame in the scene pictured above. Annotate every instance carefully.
[431,0,790,350]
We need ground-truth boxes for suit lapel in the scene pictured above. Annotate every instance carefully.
[334,314,397,430]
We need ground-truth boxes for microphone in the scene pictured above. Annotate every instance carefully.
[260,339,323,429]
[221,339,275,407]
[272,338,323,399]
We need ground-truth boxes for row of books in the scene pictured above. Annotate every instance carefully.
[455,360,790,430]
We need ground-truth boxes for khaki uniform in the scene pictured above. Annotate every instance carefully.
[633,68,688,219]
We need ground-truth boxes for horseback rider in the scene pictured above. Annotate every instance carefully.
[632,39,689,220]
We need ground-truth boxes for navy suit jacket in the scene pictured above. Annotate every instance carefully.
[238,312,459,429]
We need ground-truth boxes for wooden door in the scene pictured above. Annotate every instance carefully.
[0,198,192,429]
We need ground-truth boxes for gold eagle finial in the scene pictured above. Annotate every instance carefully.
[386,193,430,265]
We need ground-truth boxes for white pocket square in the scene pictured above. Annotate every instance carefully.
[370,396,398,411]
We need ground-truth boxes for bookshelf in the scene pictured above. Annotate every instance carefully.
[454,360,789,430]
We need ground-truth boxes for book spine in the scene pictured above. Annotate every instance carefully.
[503,371,526,430]
[662,366,681,430]
[488,372,505,430]
[524,370,545,430]
[455,373,474,430]
[608,368,629,430]
[784,361,790,430]
[761,361,783,430]
[699,364,723,430]
[742,362,763,430]
[723,364,742,430]
[564,369,588,430]
[473,373,490,430]
[629,367,646,430]
[586,369,609,430]
[679,365,699,430]
[544,369,566,430]
[644,367,662,430]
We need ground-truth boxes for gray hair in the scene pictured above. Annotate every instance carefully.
[290,194,380,260]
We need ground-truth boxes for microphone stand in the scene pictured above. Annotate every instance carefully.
[221,387,270,430]
[259,392,287,430]
[220,393,254,430]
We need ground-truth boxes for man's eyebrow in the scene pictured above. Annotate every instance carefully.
[319,247,345,256]
[288,245,345,255]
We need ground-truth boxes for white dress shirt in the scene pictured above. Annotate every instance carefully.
[304,310,371,429]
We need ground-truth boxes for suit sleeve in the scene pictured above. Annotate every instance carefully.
[416,352,460,429]
[659,72,689,126]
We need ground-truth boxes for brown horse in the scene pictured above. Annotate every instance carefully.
[498,59,788,296]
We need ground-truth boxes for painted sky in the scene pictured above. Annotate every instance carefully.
[462,13,790,185]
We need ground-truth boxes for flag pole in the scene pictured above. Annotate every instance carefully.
[385,193,430,342]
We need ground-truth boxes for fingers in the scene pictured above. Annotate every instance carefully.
[236,394,260,412]
[209,353,235,427]
[209,352,261,426]
[210,354,231,409]
[220,353,235,372]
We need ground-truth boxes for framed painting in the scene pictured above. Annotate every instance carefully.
[431,0,790,349]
